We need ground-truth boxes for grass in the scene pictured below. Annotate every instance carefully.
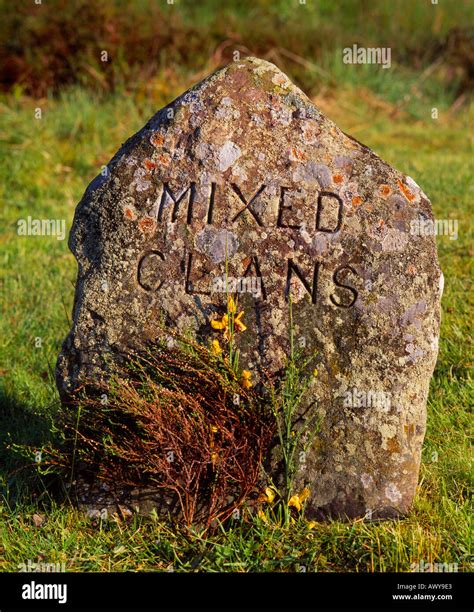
[0,6,472,571]
[3,0,473,99]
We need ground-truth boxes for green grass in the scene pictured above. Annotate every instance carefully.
[0,493,470,572]
[3,0,473,106]
[0,53,472,572]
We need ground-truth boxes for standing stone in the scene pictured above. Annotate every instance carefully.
[57,58,442,519]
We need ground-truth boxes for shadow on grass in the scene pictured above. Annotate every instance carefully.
[0,385,192,521]
[0,387,65,508]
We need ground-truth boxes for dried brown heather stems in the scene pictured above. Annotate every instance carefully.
[60,336,274,528]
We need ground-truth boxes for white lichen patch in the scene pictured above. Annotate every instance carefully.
[384,483,402,504]
[195,227,239,264]
[217,141,241,171]
[381,228,409,252]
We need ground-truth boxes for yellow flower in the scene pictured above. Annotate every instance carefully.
[228,296,237,313]
[210,425,218,433]
[288,494,302,511]
[307,521,317,530]
[258,487,276,503]
[288,487,311,512]
[265,487,276,503]
[211,299,246,337]
[211,313,228,331]
[211,452,218,464]
[257,509,268,523]
[313,368,318,377]
[234,310,247,332]
[300,487,310,502]
[241,369,253,389]
[211,339,222,356]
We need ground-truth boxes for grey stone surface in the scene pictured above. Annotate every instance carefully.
[57,57,442,519]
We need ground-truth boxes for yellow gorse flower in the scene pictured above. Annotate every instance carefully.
[288,487,310,512]
[210,423,218,463]
[211,313,228,331]
[234,310,247,332]
[211,339,223,356]
[288,495,301,511]
[258,486,276,503]
[228,296,237,313]
[265,487,276,503]
[241,369,253,389]
[228,297,246,330]
[210,297,246,339]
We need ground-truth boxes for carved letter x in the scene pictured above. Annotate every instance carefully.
[231,184,266,226]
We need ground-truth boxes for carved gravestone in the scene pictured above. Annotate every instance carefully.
[57,58,442,519]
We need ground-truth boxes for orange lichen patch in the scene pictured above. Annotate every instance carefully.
[379,219,385,227]
[333,173,344,184]
[365,204,374,212]
[289,147,305,161]
[407,264,416,275]
[351,195,362,206]
[386,437,401,453]
[397,180,416,202]
[139,217,157,234]
[379,184,392,198]
[123,207,136,220]
[144,158,157,172]
[151,133,165,147]
[158,153,170,166]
